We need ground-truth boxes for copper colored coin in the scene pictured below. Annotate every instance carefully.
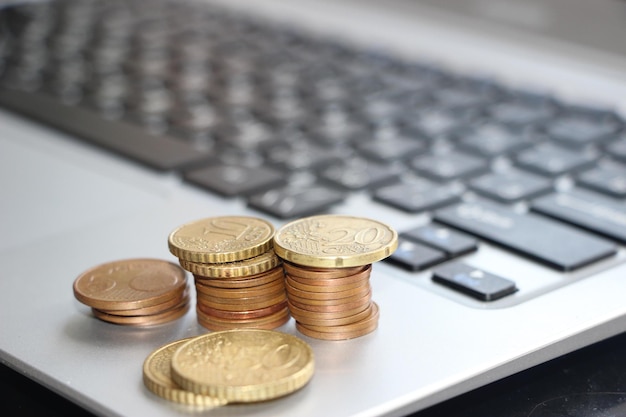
[285,276,364,293]
[285,264,371,286]
[282,263,366,279]
[195,279,285,299]
[73,259,188,310]
[193,267,284,289]
[298,302,379,334]
[197,292,287,311]
[197,300,289,320]
[196,308,290,331]
[287,301,369,320]
[196,306,289,326]
[285,282,371,301]
[97,289,189,316]
[295,319,378,340]
[194,285,285,303]
[92,301,190,326]
[179,251,280,278]
[287,290,371,313]
[293,302,375,327]
[287,287,371,307]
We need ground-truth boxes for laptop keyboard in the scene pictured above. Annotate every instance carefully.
[1,0,625,303]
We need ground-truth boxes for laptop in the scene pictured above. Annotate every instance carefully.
[1,0,626,416]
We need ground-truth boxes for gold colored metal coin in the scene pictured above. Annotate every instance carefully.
[143,337,227,408]
[194,266,284,289]
[179,251,280,278]
[168,216,275,263]
[273,215,398,268]
[170,329,314,402]
[73,259,188,310]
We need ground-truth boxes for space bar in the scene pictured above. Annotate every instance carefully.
[433,201,616,271]
[0,89,211,171]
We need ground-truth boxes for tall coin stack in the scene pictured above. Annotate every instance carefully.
[168,216,289,330]
[273,215,398,340]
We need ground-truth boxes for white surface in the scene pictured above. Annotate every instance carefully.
[2,1,626,416]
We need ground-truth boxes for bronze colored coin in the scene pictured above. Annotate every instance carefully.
[285,275,364,293]
[298,302,379,334]
[143,337,227,407]
[287,290,371,313]
[92,301,190,325]
[296,319,378,340]
[193,266,284,289]
[286,281,370,301]
[287,300,369,320]
[293,302,375,327]
[197,300,289,320]
[285,264,372,286]
[196,305,289,326]
[179,251,280,278]
[171,329,314,402]
[98,289,189,317]
[73,259,188,310]
[286,285,371,306]
[198,311,290,331]
[273,215,398,268]
[195,279,285,299]
[168,216,275,263]
[197,291,287,311]
[194,283,285,302]
[283,262,366,279]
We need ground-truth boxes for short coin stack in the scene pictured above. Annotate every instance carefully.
[73,258,190,326]
[168,216,289,330]
[143,329,314,406]
[273,215,398,340]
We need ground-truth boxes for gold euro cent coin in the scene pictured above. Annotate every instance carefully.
[73,258,188,311]
[273,215,398,268]
[171,329,314,402]
[179,250,280,278]
[168,216,275,263]
[143,337,227,408]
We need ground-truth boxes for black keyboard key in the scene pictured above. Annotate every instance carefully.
[385,238,447,271]
[402,224,478,257]
[318,157,400,190]
[373,180,461,213]
[531,189,626,244]
[0,89,212,170]
[514,143,597,177]
[434,201,617,271]
[468,169,553,203]
[184,163,287,197]
[605,136,626,162]
[356,133,427,163]
[247,184,345,219]
[410,151,488,181]
[546,115,621,147]
[455,124,534,157]
[577,162,626,198]
[487,100,556,128]
[432,262,517,301]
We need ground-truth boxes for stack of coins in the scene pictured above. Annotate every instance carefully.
[273,215,398,340]
[143,329,314,406]
[168,216,289,330]
[72,258,190,326]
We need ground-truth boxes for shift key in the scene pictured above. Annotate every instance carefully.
[433,201,617,271]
